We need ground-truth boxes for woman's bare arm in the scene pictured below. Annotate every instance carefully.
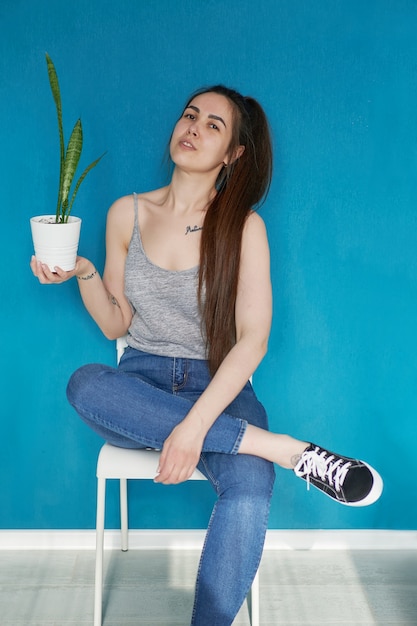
[30,195,134,339]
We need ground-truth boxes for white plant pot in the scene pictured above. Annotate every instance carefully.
[30,215,82,272]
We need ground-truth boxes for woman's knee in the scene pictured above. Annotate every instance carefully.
[242,458,275,501]
[210,459,275,537]
[66,363,112,406]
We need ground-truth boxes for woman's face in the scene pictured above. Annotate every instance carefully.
[170,92,237,176]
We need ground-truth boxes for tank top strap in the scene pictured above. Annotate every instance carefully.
[132,192,139,230]
[132,192,146,254]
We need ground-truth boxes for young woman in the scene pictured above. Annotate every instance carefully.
[31,85,383,625]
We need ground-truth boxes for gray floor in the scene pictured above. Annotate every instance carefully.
[0,549,416,625]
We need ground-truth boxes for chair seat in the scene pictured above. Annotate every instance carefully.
[96,442,206,480]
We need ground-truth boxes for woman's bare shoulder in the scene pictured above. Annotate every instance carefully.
[105,195,134,241]
[243,210,268,243]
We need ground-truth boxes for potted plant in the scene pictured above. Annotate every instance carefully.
[30,53,105,271]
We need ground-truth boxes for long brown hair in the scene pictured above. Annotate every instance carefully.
[181,86,273,375]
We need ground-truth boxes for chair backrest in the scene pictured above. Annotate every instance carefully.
[116,336,129,364]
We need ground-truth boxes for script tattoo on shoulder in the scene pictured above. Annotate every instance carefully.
[109,293,120,308]
[185,225,203,235]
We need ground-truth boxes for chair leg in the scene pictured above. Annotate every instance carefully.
[94,477,106,626]
[120,478,128,551]
[248,568,260,626]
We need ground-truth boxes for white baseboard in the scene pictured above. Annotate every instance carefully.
[0,529,416,551]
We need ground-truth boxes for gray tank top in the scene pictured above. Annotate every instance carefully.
[125,193,207,359]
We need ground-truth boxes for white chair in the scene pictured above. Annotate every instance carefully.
[94,337,260,626]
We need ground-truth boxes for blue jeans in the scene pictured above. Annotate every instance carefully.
[67,347,275,626]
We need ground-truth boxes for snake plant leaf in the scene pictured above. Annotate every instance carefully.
[45,53,105,222]
[45,53,65,221]
[68,152,106,219]
[61,119,83,221]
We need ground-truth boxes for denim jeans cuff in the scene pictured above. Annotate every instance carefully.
[230,419,248,454]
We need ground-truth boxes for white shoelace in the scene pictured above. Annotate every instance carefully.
[294,447,352,492]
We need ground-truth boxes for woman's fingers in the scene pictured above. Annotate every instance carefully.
[156,465,196,485]
[153,420,204,484]
[30,256,75,284]
[155,444,198,485]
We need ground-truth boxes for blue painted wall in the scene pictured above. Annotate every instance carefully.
[1,0,416,530]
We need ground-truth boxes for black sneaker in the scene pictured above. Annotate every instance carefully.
[293,444,383,506]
